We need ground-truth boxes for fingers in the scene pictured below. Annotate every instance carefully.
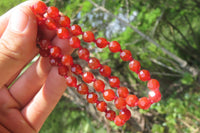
[21,67,67,132]
[0,88,35,133]
[9,33,74,107]
[0,5,38,88]
[0,0,39,37]
[9,57,51,107]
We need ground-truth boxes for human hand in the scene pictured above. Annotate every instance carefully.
[0,0,73,132]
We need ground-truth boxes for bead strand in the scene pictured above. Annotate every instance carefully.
[31,1,162,127]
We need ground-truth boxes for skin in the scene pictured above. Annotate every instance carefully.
[0,0,74,132]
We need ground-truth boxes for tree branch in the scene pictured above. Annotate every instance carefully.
[87,0,199,76]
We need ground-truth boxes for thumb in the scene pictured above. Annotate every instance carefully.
[0,5,38,87]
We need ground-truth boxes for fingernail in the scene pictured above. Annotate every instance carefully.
[9,9,29,32]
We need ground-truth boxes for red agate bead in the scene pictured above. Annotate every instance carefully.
[88,58,101,69]
[126,95,138,107]
[32,1,47,15]
[95,38,108,48]
[58,65,69,76]
[82,72,95,83]
[119,108,131,121]
[71,64,83,75]
[45,18,57,30]
[138,70,151,81]
[49,57,60,66]
[59,16,70,27]
[109,76,120,88]
[103,89,115,101]
[99,65,111,77]
[78,48,90,61]
[50,46,61,58]
[117,87,129,98]
[57,27,70,39]
[148,90,162,103]
[77,83,89,95]
[96,101,107,112]
[114,116,125,126]
[138,97,151,110]
[109,41,121,53]
[120,50,132,61]
[87,92,98,103]
[61,55,73,66]
[35,14,46,25]
[66,76,77,87]
[47,6,59,18]
[39,39,51,50]
[82,31,95,42]
[105,110,116,121]
[39,49,49,57]
[147,79,160,90]
[69,36,81,48]
[114,97,126,110]
[70,24,82,36]
[129,60,141,73]
[93,79,105,92]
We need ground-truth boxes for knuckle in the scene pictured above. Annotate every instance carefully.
[0,38,24,61]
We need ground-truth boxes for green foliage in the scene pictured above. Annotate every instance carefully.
[1,0,200,132]
[0,0,25,15]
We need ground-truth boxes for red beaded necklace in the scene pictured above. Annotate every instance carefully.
[31,1,161,126]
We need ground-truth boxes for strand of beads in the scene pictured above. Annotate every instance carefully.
[32,1,162,127]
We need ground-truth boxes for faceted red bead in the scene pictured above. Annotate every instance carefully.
[119,108,131,121]
[88,57,101,69]
[32,1,47,15]
[66,76,77,87]
[87,92,98,103]
[69,36,81,48]
[70,24,82,36]
[93,79,105,92]
[148,90,162,103]
[35,14,46,25]
[120,50,132,61]
[103,89,115,101]
[117,87,129,98]
[138,70,151,81]
[47,6,59,18]
[71,64,83,75]
[57,27,70,39]
[49,57,60,66]
[129,60,141,73]
[59,16,71,27]
[147,79,160,90]
[39,49,49,57]
[138,97,151,110]
[82,31,95,42]
[99,65,111,77]
[45,18,57,30]
[58,65,69,76]
[49,46,61,58]
[96,101,107,112]
[95,37,108,48]
[109,41,121,53]
[114,116,125,126]
[78,48,90,61]
[39,39,51,50]
[105,110,116,121]
[126,95,138,107]
[109,76,120,88]
[82,72,95,83]
[77,83,89,95]
[61,55,73,66]
[114,97,126,110]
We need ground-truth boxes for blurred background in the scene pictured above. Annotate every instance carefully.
[1,0,200,132]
